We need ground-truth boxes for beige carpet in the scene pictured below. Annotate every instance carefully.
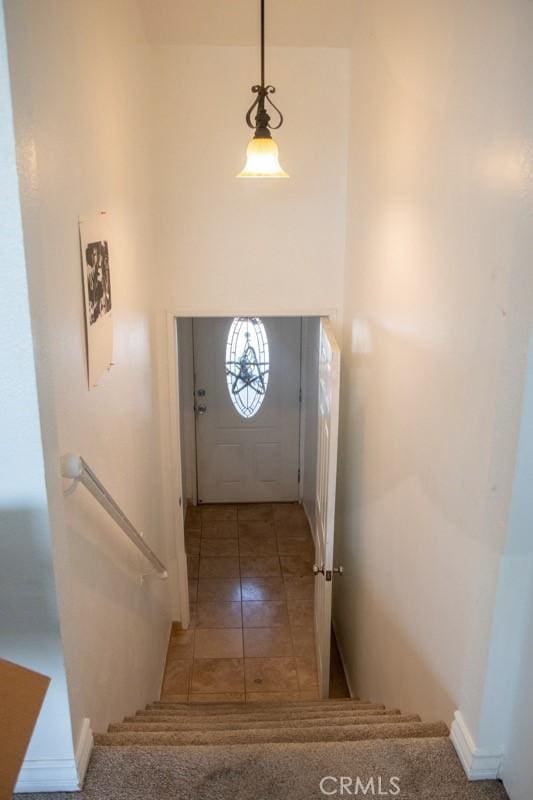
[18,739,508,800]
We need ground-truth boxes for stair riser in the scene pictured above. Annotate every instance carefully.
[96,721,449,747]
[111,715,419,733]
[148,702,385,716]
[153,698,367,708]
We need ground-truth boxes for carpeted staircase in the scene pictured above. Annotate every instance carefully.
[96,698,448,747]
[22,698,509,799]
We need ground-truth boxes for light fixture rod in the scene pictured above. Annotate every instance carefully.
[261,0,265,88]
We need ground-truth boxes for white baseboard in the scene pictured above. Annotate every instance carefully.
[450,711,503,781]
[75,718,94,786]
[15,717,93,793]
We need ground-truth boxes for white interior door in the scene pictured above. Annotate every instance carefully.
[314,317,341,698]
[193,317,301,504]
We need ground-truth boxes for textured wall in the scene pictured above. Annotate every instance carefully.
[0,2,75,767]
[4,0,173,750]
[334,0,533,742]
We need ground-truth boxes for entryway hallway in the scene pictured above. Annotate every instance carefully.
[166,502,320,702]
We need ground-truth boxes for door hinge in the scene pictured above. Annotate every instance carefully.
[299,388,302,403]
[298,468,301,483]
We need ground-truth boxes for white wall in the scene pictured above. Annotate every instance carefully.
[151,45,350,320]
[4,0,173,757]
[0,1,75,775]
[334,0,533,749]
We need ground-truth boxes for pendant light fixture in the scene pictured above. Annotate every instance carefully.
[237,0,289,179]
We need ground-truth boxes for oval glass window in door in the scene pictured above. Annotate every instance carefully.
[225,317,270,418]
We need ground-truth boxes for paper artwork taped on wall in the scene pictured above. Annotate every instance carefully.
[79,212,114,389]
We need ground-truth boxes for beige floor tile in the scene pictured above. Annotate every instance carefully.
[188,578,198,602]
[200,538,239,557]
[201,521,239,539]
[194,628,243,659]
[273,505,308,525]
[275,518,310,537]
[160,693,189,703]
[244,657,299,693]
[291,625,316,657]
[296,656,319,691]
[240,556,281,577]
[241,577,285,601]
[238,504,273,523]
[277,536,315,558]
[201,504,238,522]
[190,658,244,693]
[185,532,201,555]
[199,557,240,578]
[166,506,320,706]
[189,693,245,704]
[168,629,195,659]
[185,506,202,530]
[188,602,198,629]
[280,555,313,578]
[243,627,293,658]
[162,659,191,695]
[242,601,288,628]
[238,521,276,537]
[246,691,301,703]
[238,534,278,557]
[287,603,315,629]
[284,576,314,604]
[187,555,199,579]
[198,578,241,602]
[185,522,201,535]
[196,602,242,629]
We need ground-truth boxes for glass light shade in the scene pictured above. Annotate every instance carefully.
[236,136,289,178]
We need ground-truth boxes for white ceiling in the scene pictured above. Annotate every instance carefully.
[138,0,357,48]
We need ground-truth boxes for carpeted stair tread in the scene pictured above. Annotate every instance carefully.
[148,700,384,714]
[129,707,400,725]
[53,738,506,800]
[96,719,449,746]
[134,705,393,722]
[111,713,418,733]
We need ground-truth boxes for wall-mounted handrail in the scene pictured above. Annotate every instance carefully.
[60,453,168,579]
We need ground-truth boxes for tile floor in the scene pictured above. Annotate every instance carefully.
[161,502,320,703]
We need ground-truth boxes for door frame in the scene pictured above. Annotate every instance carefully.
[165,307,339,630]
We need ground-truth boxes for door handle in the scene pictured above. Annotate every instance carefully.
[196,404,207,415]
[313,564,344,581]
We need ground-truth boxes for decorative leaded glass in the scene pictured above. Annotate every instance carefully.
[225,317,270,418]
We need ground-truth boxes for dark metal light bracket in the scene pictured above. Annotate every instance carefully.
[243,0,284,139]
[245,85,284,134]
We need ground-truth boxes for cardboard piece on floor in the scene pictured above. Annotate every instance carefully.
[0,659,50,800]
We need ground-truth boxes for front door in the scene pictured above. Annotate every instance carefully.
[193,317,301,504]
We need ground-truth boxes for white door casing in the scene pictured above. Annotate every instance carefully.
[193,317,302,504]
[314,317,341,698]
